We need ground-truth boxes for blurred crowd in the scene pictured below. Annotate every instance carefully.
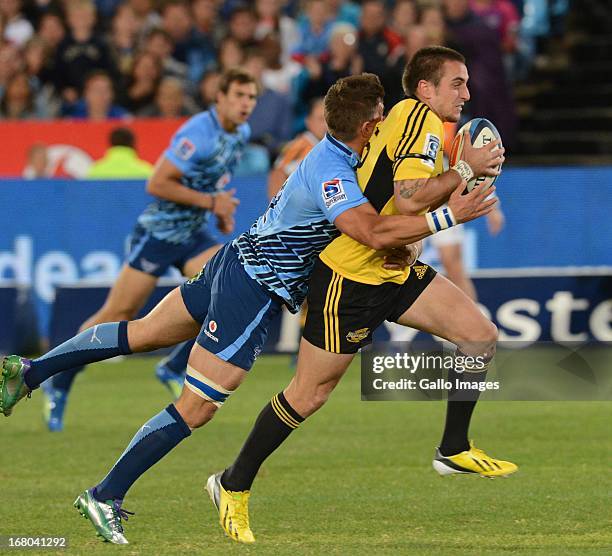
[1,0,568,157]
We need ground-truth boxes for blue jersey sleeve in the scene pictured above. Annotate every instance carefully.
[314,170,368,223]
[164,114,215,174]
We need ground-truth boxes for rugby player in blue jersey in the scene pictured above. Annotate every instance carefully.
[0,74,499,544]
[40,68,256,431]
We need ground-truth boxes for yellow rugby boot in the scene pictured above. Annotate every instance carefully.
[206,472,255,544]
[433,441,518,478]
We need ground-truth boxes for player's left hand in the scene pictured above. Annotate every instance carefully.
[217,215,235,235]
[487,207,505,236]
[382,242,422,270]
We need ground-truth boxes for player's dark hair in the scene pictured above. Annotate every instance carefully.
[218,67,258,94]
[402,46,466,96]
[324,73,384,142]
[110,127,135,148]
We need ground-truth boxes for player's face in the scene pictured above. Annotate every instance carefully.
[430,60,470,123]
[217,81,258,128]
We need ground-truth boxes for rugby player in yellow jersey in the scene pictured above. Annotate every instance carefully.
[212,46,515,543]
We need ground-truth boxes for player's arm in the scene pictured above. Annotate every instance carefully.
[147,157,238,218]
[334,180,498,250]
[394,130,504,215]
[267,167,288,198]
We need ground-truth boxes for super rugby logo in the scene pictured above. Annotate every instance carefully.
[175,137,196,160]
[322,178,347,209]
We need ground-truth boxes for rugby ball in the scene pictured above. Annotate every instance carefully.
[449,118,503,193]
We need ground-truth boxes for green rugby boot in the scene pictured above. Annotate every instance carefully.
[74,489,134,545]
[0,355,32,416]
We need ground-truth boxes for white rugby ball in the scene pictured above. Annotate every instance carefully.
[449,117,503,193]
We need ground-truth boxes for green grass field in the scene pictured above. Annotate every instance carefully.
[2,356,611,555]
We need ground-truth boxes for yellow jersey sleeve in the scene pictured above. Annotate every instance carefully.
[388,106,444,182]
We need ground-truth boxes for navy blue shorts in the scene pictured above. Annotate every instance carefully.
[180,243,283,371]
[127,224,218,277]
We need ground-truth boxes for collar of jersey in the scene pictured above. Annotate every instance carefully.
[325,132,361,168]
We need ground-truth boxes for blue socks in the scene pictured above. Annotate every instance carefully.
[24,322,131,390]
[93,404,191,502]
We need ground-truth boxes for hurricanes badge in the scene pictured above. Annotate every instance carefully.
[346,328,370,343]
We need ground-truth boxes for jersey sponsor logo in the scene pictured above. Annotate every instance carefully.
[322,178,347,209]
[203,319,219,342]
[422,134,440,167]
[413,265,428,279]
[346,327,370,343]
[175,137,196,161]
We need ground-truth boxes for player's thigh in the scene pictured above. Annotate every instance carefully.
[182,243,222,277]
[437,243,463,274]
[128,287,201,351]
[81,264,157,328]
[285,337,355,417]
[394,273,497,349]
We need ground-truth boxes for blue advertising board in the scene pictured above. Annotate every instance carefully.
[0,167,611,338]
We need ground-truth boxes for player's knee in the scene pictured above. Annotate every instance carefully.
[182,401,218,429]
[301,382,336,416]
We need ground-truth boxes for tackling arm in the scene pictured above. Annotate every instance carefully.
[335,180,498,251]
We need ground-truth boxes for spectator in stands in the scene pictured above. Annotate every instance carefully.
[53,0,118,103]
[139,75,197,117]
[161,0,214,84]
[128,0,161,36]
[23,37,59,118]
[0,72,36,119]
[293,0,334,60]
[192,0,224,45]
[421,3,446,45]
[358,0,403,94]
[122,51,162,113]
[254,0,299,62]
[244,47,292,157]
[297,22,361,107]
[471,0,521,78]
[197,69,220,109]
[227,4,258,50]
[143,27,188,80]
[0,43,22,97]
[267,97,326,197]
[23,142,51,179]
[36,12,66,51]
[326,0,361,27]
[217,36,245,71]
[443,0,518,149]
[1,0,34,47]
[109,4,140,77]
[391,0,419,37]
[258,35,301,96]
[86,126,153,178]
[63,70,129,120]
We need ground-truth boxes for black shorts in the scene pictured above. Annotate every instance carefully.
[303,258,437,354]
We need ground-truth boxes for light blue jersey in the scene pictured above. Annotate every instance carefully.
[137,107,250,244]
[234,133,368,312]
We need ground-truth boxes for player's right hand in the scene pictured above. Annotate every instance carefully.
[448,180,497,224]
[461,130,505,177]
[212,188,240,218]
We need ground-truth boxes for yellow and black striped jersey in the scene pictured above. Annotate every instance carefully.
[319,97,445,285]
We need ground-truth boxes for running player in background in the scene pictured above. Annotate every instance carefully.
[267,97,327,198]
[41,68,257,432]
